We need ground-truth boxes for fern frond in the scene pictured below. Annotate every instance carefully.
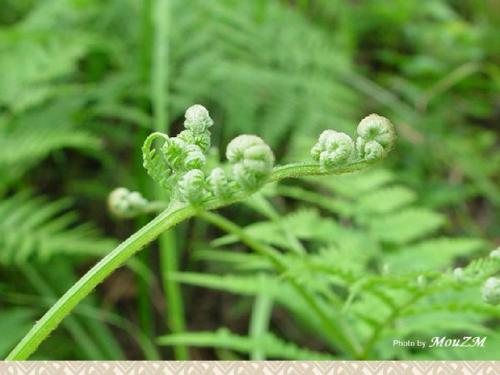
[368,208,445,244]
[0,100,101,187]
[212,208,344,249]
[0,193,116,265]
[357,185,417,215]
[170,271,342,350]
[313,168,395,198]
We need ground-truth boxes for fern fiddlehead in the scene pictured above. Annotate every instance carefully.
[143,107,276,204]
[8,105,397,360]
[311,130,355,170]
[482,277,500,305]
[490,248,500,260]
[142,104,213,199]
[144,108,394,204]
[355,114,396,161]
[226,135,275,192]
[108,187,149,218]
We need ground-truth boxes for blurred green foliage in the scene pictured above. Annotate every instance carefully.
[0,0,498,360]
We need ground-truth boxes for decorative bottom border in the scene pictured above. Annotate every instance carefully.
[1,361,499,375]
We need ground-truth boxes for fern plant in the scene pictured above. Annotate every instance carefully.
[6,105,397,359]
[163,168,500,359]
[2,0,498,361]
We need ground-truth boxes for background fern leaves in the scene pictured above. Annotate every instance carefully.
[0,192,115,265]
[181,167,498,359]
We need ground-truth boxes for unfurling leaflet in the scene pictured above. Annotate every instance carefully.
[141,133,172,191]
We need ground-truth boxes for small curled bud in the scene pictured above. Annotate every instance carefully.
[108,188,149,218]
[453,267,465,282]
[356,114,396,162]
[417,275,426,287]
[178,169,208,204]
[311,130,354,170]
[207,167,234,200]
[381,264,390,275]
[184,104,214,133]
[481,277,500,305]
[489,248,500,260]
[226,135,275,191]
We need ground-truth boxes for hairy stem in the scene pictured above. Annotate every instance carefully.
[269,160,369,181]
[7,203,195,360]
[20,265,105,359]
[7,160,372,360]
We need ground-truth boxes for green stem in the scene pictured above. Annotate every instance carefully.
[151,0,188,359]
[20,265,105,359]
[248,288,273,360]
[0,291,159,360]
[7,202,195,360]
[137,250,155,339]
[6,160,374,360]
[136,0,156,347]
[159,230,188,359]
[269,160,369,181]
[152,0,169,133]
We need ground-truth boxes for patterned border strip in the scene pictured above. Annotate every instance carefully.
[0,361,499,375]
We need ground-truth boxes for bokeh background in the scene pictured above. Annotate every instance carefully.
[0,0,499,360]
